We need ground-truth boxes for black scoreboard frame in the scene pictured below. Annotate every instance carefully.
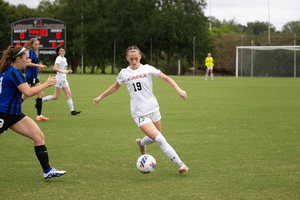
[11,18,66,56]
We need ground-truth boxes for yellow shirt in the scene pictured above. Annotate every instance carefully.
[205,57,214,67]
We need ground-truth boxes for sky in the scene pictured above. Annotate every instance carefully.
[204,0,299,31]
[6,0,300,31]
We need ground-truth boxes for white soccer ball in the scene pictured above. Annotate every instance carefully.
[136,154,156,174]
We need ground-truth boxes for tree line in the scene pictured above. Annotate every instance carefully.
[1,0,299,75]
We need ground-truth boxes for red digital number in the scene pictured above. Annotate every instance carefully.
[30,29,39,36]
[56,32,61,39]
[59,42,64,45]
[29,29,47,36]
[16,43,20,46]
[40,29,47,36]
[20,33,24,39]
[52,43,56,48]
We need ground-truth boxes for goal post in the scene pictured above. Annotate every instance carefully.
[236,46,300,78]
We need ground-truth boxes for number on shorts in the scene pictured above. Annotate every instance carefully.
[132,82,142,92]
[0,119,4,128]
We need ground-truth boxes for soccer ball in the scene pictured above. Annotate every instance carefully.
[136,154,156,174]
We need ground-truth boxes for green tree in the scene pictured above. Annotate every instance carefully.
[4,0,213,75]
[245,21,274,36]
[54,0,84,73]
[1,2,38,50]
[36,0,61,19]
[282,21,300,34]
[222,19,243,34]
[154,0,209,75]
[0,0,10,49]
[208,16,221,29]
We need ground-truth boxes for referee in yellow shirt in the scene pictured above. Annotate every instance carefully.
[205,53,214,81]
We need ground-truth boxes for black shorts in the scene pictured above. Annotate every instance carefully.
[0,112,26,133]
[26,78,40,86]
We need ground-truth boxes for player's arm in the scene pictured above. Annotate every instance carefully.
[27,60,47,69]
[18,76,56,97]
[53,63,71,74]
[158,72,187,100]
[94,81,121,104]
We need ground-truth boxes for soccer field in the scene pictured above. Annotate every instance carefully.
[0,74,299,199]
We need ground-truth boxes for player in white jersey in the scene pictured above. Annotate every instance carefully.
[94,46,189,174]
[42,45,81,115]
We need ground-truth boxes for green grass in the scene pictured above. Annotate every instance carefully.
[0,75,300,199]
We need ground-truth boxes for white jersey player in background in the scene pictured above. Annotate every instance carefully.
[42,45,81,115]
[94,46,189,174]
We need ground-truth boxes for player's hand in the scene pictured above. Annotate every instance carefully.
[40,65,48,69]
[45,76,57,87]
[179,90,187,100]
[64,70,73,74]
[93,96,102,104]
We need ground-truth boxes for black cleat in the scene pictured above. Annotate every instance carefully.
[71,110,81,115]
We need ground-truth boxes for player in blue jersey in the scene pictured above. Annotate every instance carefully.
[22,38,49,121]
[0,45,66,180]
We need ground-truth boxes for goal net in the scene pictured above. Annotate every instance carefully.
[235,46,300,77]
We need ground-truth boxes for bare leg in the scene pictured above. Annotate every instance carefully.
[62,86,72,100]
[140,121,160,140]
[52,87,62,100]
[10,116,45,146]
[42,87,62,101]
[153,120,161,133]
[10,116,51,171]
[9,116,66,178]
[139,120,161,146]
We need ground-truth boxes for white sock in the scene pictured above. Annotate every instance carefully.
[211,74,213,80]
[42,95,52,101]
[67,99,74,111]
[140,136,154,146]
[154,134,183,166]
[205,74,208,80]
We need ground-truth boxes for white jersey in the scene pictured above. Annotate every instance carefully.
[54,55,68,80]
[117,64,161,118]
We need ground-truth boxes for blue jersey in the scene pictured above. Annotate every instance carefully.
[0,66,26,115]
[25,49,39,79]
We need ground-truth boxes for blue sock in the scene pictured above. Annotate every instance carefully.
[43,167,52,174]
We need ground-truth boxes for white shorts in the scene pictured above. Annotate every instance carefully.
[133,110,161,128]
[55,79,69,88]
[207,66,213,70]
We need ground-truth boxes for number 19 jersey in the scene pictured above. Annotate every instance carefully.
[117,64,161,118]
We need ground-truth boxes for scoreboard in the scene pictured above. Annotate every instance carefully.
[11,18,66,56]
